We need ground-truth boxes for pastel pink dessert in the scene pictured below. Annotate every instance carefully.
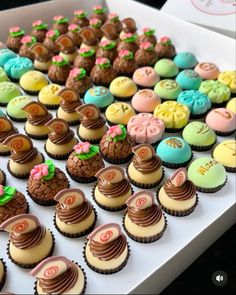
[127,113,165,144]
[131,89,161,113]
[132,66,160,88]
[194,62,220,80]
[206,108,236,136]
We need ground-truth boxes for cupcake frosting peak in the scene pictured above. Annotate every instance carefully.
[77,104,105,129]
[132,143,155,161]
[46,118,74,145]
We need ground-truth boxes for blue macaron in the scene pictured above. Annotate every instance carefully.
[176,70,202,90]
[4,57,34,81]
[84,86,114,111]
[0,48,17,68]
[174,51,198,69]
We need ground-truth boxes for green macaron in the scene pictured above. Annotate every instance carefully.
[7,95,32,122]
[199,80,231,105]
[154,79,182,100]
[0,81,21,106]
[154,58,179,78]
[0,67,9,82]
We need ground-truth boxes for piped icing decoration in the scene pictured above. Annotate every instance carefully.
[159,36,172,46]
[46,118,75,145]
[69,68,86,80]
[68,24,80,33]
[0,214,40,233]
[22,101,52,125]
[53,15,69,24]
[143,27,155,36]
[74,9,88,18]
[21,36,37,47]
[54,188,85,209]
[9,26,25,37]
[99,40,116,50]
[74,142,99,160]
[108,12,119,22]
[107,124,127,142]
[119,50,134,60]
[122,18,137,33]
[199,80,231,103]
[76,103,105,129]
[32,20,48,30]
[30,160,55,181]
[46,29,60,41]
[79,27,98,45]
[218,71,236,93]
[140,41,154,52]
[92,5,106,14]
[56,35,75,52]
[52,55,69,67]
[121,33,137,43]
[0,185,17,206]
[95,57,111,69]
[58,88,82,112]
[90,18,102,29]
[78,47,95,57]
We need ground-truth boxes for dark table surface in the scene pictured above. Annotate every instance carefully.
[0,1,235,294]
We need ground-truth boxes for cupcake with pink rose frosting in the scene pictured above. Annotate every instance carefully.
[133,67,160,89]
[74,47,96,75]
[19,36,37,61]
[67,24,82,47]
[52,15,69,35]
[31,20,48,42]
[43,29,60,54]
[90,18,103,40]
[155,36,176,59]
[194,62,220,80]
[71,10,89,27]
[96,40,118,63]
[66,68,92,97]
[127,113,164,145]
[135,42,158,67]
[113,50,137,77]
[48,55,71,85]
[6,26,25,53]
[106,12,122,33]
[138,28,157,46]
[131,90,161,113]
[118,33,139,54]
[90,5,107,24]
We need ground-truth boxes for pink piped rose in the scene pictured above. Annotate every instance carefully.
[0,185,4,196]
[107,125,122,138]
[143,27,151,33]
[96,57,109,65]
[108,13,118,20]
[32,20,42,27]
[21,36,32,44]
[90,18,101,26]
[74,10,84,15]
[74,142,90,154]
[160,36,171,43]
[9,26,20,33]
[140,42,153,50]
[31,164,49,179]
[119,49,131,58]
[68,24,79,31]
[52,55,64,63]
[46,30,56,38]
[79,47,90,54]
[100,40,111,47]
[93,5,102,10]
[69,68,82,78]
[53,15,64,21]
[122,33,133,39]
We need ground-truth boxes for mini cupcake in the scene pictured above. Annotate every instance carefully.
[91,57,117,86]
[182,122,216,151]
[19,36,37,61]
[177,90,211,118]
[212,140,236,173]
[105,102,136,125]
[0,185,28,226]
[43,29,60,54]
[135,42,158,67]
[66,142,104,183]
[19,70,49,95]
[84,86,114,112]
[156,137,192,168]
[131,90,161,113]
[206,108,235,136]
[100,124,136,164]
[154,59,179,78]
[31,20,48,42]
[67,24,82,47]
[90,18,103,39]
[54,188,96,238]
[96,40,118,63]
[0,170,6,185]
[127,144,164,188]
[6,95,32,122]
[71,10,89,27]
[27,159,69,206]
[66,68,92,97]
[124,191,166,243]
[120,18,137,38]
[6,26,25,53]
[0,259,6,291]
[174,51,198,69]
[113,50,137,77]
[154,80,182,101]
[132,67,160,89]
[57,88,82,126]
[127,113,164,145]
[117,33,139,54]
[52,15,69,34]
[0,214,54,268]
[157,168,198,216]
[56,35,78,64]
[48,55,71,85]
[0,117,18,156]
[188,157,227,193]
[194,62,220,80]
[109,76,138,101]
[90,5,107,24]
[0,48,17,68]
[138,27,157,46]
[101,22,120,44]
[106,13,122,33]
[77,104,107,143]
[0,82,21,107]
[79,27,99,52]
[155,36,176,59]
[45,118,78,160]
[38,84,62,109]
[84,223,129,274]
[176,70,202,90]
[74,47,96,75]
[31,256,86,295]
[22,101,53,140]
[3,134,44,179]
[218,71,236,94]
[226,97,236,113]
[31,43,53,73]
[4,57,34,82]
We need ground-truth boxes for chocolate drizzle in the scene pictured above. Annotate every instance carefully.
[38,262,79,294]
[48,130,74,144]
[0,128,18,142]
[89,235,127,260]
[133,155,162,174]
[10,226,46,249]
[60,100,82,113]
[164,179,196,200]
[56,201,93,224]
[98,179,131,198]
[81,116,105,129]
[127,204,162,227]
[28,113,53,126]
[11,147,38,164]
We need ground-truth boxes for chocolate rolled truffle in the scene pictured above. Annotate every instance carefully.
[66,68,92,97]
[31,43,53,73]
[90,18,103,40]
[90,5,107,24]
[117,33,139,54]
[71,10,89,27]
[6,26,25,53]
[43,30,60,54]
[90,58,117,87]
[113,50,137,77]
[48,55,71,85]
[67,24,82,47]
[19,36,37,61]
[137,28,157,46]
[31,20,48,43]
[106,13,123,33]
[52,15,69,35]
[0,117,18,156]
[96,40,118,63]
[101,22,120,44]
[79,27,99,52]
[121,18,137,35]
[155,36,176,59]
[56,34,78,63]
[74,48,96,75]
[135,42,158,67]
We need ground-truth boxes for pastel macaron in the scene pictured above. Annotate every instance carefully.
[0,48,17,67]
[0,67,9,82]
[154,58,179,78]
[0,81,22,106]
[154,79,182,101]
[212,140,236,172]
[38,84,62,109]
[194,62,220,80]
[19,70,49,95]
[131,89,161,113]
[173,51,198,69]
[218,71,236,94]
[110,76,138,100]
[226,98,236,114]
[84,86,114,112]
[176,70,202,90]
[4,56,34,81]
[105,102,136,125]
[199,80,230,105]
[6,95,33,122]
[132,66,160,88]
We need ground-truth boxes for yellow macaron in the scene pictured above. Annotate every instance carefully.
[105,102,136,125]
[19,70,49,95]
[109,76,138,100]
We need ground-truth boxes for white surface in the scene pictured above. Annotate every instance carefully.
[0,0,236,294]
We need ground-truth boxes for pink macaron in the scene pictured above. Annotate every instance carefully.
[194,62,220,80]
[133,66,160,88]
[131,89,161,113]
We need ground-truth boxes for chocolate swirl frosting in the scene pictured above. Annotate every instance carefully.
[28,113,53,126]
[89,235,127,261]
[49,130,75,145]
[0,128,18,143]
[133,155,162,174]
[60,101,82,113]
[127,204,162,227]
[37,53,53,62]
[98,179,131,198]
[56,201,93,224]
[11,147,38,164]
[81,116,106,129]
[10,226,46,249]
[164,179,196,200]
[38,262,78,294]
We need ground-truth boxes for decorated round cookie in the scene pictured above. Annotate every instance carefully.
[132,67,160,88]
[0,48,17,67]
[109,76,137,100]
[176,70,202,90]
[199,80,230,105]
[38,84,62,109]
[19,70,49,95]
[0,82,21,106]
[212,140,236,172]
[194,62,220,80]
[4,57,34,81]
[218,70,236,94]
[105,102,136,125]
[154,79,182,101]
[154,58,179,78]
[84,86,114,111]
[131,89,161,113]
[173,51,198,69]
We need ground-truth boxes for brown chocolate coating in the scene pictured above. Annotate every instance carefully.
[19,44,35,61]
[113,57,137,77]
[90,66,117,87]
[31,29,47,43]
[106,20,122,34]
[52,23,68,35]
[0,192,28,225]
[6,36,23,53]
[27,168,69,203]
[96,48,118,63]
[48,64,71,85]
[155,43,176,59]
[92,28,103,40]
[0,170,5,185]
[135,49,158,67]
[66,75,92,96]
[164,179,196,200]
[70,17,89,28]
[67,31,82,47]
[117,41,139,54]
[90,13,107,24]
[73,55,95,75]
[66,152,104,178]
[137,34,157,46]
[43,38,60,54]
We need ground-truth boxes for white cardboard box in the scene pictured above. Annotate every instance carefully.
[0,0,235,294]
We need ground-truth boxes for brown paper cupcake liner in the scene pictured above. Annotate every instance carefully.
[126,166,165,189]
[6,230,55,269]
[77,133,102,145]
[0,102,8,107]
[160,98,176,103]
[53,206,97,238]
[195,177,227,193]
[9,77,20,83]
[6,112,27,122]
[33,262,87,295]
[164,126,185,133]
[162,152,193,169]
[211,101,227,108]
[21,89,40,96]
[55,111,80,126]
[122,214,168,243]
[101,152,133,165]
[83,241,130,274]
[215,130,235,137]
[114,95,133,101]
[66,165,102,184]
[0,169,6,186]
[40,103,60,110]
[24,128,48,140]
[48,77,66,86]
[44,144,73,160]
[0,259,7,291]
[190,139,217,152]
[190,110,210,119]
[0,150,11,156]
[106,118,128,127]
[98,102,115,113]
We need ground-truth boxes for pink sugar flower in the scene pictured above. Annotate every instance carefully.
[122,33,133,39]
[69,24,79,31]
[70,68,81,78]
[93,5,102,10]
[9,26,20,33]
[32,20,42,27]
[119,49,130,58]
[79,47,90,54]
[52,55,64,62]
[140,42,153,50]
[46,30,56,38]
[90,18,101,25]
[21,36,32,44]
[0,185,4,196]
[108,13,118,19]
[74,10,84,15]
[143,27,151,33]
[53,15,64,21]
[96,57,109,65]
[160,36,170,43]
[74,142,90,154]
[31,164,49,179]
[107,125,122,138]
[100,40,111,47]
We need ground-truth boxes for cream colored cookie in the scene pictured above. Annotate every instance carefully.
[46,137,77,155]
[78,124,107,140]
[25,121,50,136]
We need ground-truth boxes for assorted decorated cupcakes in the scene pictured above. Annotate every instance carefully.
[19,70,49,95]
[131,90,161,113]
[155,36,176,59]
[91,57,117,86]
[157,168,198,216]
[174,51,198,69]
[84,86,114,112]
[48,55,71,85]
[105,102,136,125]
[154,59,179,78]
[118,33,139,54]
[127,144,164,188]
[132,67,160,89]
[100,124,136,164]
[66,68,92,97]
[71,9,89,27]
[113,50,137,77]
[0,214,54,268]
[218,70,236,94]
[6,26,25,53]
[57,34,78,63]
[38,84,62,109]
[109,76,138,101]
[27,159,69,206]
[0,82,21,107]
[194,62,220,80]
[6,95,32,122]
[52,15,69,34]
[124,191,167,243]
[66,142,104,183]
[19,36,37,61]
[74,47,96,75]
[0,258,6,291]
[31,19,48,42]
[138,27,157,45]
[43,29,60,54]
[176,70,202,90]
[96,40,118,63]
[67,24,82,47]
[154,80,182,101]
[212,140,236,173]
[31,43,53,73]
[135,41,159,67]
[0,117,18,156]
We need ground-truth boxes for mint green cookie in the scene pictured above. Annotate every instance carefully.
[154,59,179,78]
[188,157,226,191]
[199,80,230,104]
[7,95,32,121]
[0,67,9,82]
[0,81,21,106]
[154,79,182,100]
